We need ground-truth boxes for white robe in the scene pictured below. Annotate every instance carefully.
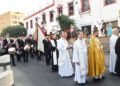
[57,38,74,77]
[109,35,118,73]
[73,39,87,84]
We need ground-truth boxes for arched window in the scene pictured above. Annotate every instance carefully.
[81,0,90,12]
[68,2,74,16]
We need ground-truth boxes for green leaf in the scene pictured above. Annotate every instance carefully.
[1,25,27,38]
[56,14,75,31]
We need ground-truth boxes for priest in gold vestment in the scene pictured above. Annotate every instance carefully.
[88,29,106,80]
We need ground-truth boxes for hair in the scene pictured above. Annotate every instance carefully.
[93,29,99,34]
[29,34,32,37]
[10,39,14,43]
[60,31,67,35]
[77,30,83,35]
[117,27,120,33]
[112,28,118,35]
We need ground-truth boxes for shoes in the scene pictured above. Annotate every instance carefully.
[79,83,85,86]
[72,82,78,86]
[110,72,117,76]
[118,75,120,79]
[93,76,105,81]
[101,76,105,80]
[73,82,85,86]
[93,77,99,81]
[13,64,16,66]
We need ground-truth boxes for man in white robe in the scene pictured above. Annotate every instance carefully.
[109,28,118,74]
[57,31,74,77]
[73,31,87,85]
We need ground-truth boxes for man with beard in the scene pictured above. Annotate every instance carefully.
[88,29,106,80]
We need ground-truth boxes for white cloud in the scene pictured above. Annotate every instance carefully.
[0,0,53,16]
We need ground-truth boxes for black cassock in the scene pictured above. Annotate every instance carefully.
[43,39,52,66]
[51,40,59,72]
[115,37,120,76]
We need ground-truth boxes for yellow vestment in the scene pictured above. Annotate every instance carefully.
[88,36,106,77]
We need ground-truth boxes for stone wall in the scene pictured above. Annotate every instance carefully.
[68,37,110,54]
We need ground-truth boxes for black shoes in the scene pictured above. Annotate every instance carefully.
[93,76,105,81]
[73,82,85,86]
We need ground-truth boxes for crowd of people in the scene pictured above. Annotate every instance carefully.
[0,26,120,86]
[0,35,39,66]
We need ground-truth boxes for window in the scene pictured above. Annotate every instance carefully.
[42,14,46,24]
[57,6,63,15]
[14,16,17,19]
[30,20,33,28]
[12,21,17,24]
[50,11,54,22]
[82,25,91,36]
[12,15,17,19]
[81,0,90,12]
[12,16,14,19]
[68,2,74,16]
[103,20,118,29]
[18,17,20,19]
[26,22,28,29]
[35,17,38,22]
[104,0,116,5]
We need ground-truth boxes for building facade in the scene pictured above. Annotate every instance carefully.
[0,11,24,33]
[24,0,120,36]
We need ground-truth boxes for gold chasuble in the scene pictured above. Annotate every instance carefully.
[88,36,106,77]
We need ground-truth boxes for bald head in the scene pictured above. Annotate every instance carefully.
[61,31,67,39]
[77,31,84,39]
[112,28,118,35]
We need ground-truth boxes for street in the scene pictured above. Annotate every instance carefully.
[0,0,120,86]
[12,55,120,86]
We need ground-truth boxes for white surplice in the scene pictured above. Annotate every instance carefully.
[109,34,118,73]
[57,38,74,77]
[73,38,87,84]
[51,40,57,65]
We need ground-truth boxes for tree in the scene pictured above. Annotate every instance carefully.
[56,14,75,31]
[1,25,27,38]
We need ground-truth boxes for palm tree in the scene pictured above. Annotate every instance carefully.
[56,14,74,31]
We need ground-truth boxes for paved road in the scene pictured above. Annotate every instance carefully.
[12,55,120,86]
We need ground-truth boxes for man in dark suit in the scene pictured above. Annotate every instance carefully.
[16,38,25,62]
[25,35,35,58]
[3,38,9,54]
[9,39,16,66]
[43,35,52,66]
[115,28,120,78]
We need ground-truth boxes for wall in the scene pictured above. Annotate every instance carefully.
[24,0,120,36]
